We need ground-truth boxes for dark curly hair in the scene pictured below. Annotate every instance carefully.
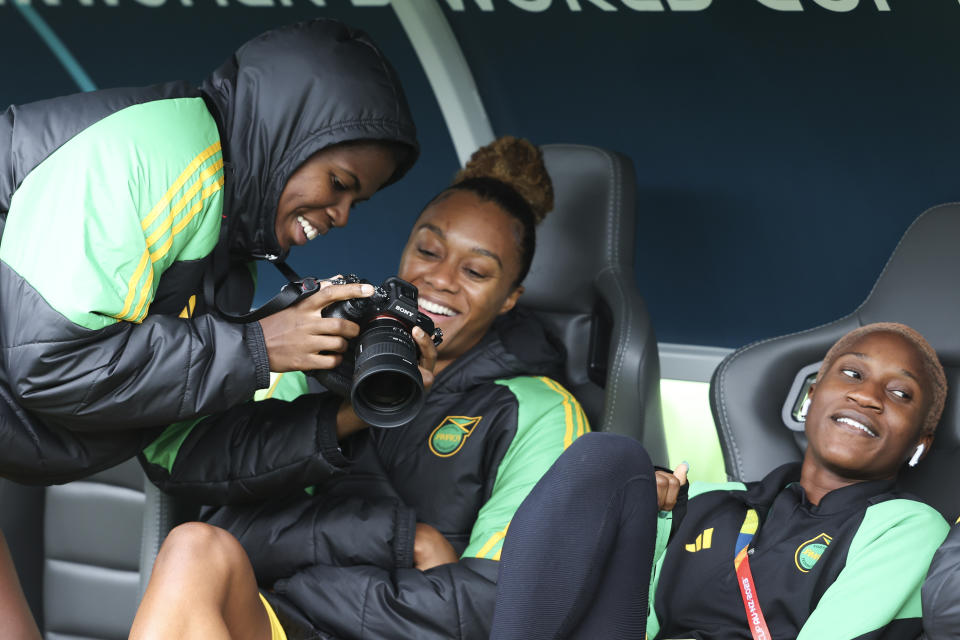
[426,136,553,288]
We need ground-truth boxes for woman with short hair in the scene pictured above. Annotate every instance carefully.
[492,322,950,640]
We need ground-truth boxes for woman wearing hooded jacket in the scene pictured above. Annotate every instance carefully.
[0,18,420,486]
[127,136,590,640]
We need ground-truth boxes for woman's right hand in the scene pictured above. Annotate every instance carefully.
[258,278,375,372]
[655,462,689,511]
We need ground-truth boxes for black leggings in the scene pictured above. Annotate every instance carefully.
[490,432,659,640]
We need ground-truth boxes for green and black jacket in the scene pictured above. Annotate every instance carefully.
[148,309,590,639]
[648,463,949,640]
[0,19,417,484]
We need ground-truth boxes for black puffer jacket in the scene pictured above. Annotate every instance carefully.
[0,19,417,484]
[163,309,588,639]
[923,524,960,639]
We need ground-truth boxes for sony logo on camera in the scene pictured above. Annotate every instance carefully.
[391,303,416,319]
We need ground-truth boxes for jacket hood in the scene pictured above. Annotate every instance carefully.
[200,19,419,260]
[432,307,566,395]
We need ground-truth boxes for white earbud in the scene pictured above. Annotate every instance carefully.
[798,397,811,421]
[908,443,925,468]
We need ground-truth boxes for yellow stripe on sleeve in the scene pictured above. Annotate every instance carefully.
[145,160,224,250]
[150,176,224,264]
[141,142,221,231]
[539,376,576,449]
[264,373,284,399]
[113,248,151,320]
[129,266,155,323]
[476,523,510,560]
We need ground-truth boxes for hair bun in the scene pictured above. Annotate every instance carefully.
[453,136,554,224]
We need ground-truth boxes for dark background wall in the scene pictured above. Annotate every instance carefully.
[2,0,957,348]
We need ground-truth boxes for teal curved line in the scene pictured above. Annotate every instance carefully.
[13,3,97,92]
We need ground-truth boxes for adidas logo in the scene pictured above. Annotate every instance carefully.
[685,528,714,553]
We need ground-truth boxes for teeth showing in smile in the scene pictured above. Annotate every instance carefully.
[419,299,456,317]
[836,416,877,437]
[297,215,319,241]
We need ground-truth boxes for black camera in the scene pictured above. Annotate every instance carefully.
[312,275,443,428]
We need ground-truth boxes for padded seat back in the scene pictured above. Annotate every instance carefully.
[710,203,960,519]
[1,458,145,639]
[524,144,664,462]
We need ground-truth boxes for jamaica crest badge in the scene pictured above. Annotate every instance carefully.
[428,416,482,457]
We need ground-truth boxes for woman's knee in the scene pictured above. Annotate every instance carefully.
[561,432,654,485]
[157,522,247,575]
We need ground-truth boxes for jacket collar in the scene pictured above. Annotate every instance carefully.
[738,462,898,518]
[430,308,566,395]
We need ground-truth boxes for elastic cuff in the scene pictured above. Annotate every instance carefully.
[316,397,350,468]
[393,505,417,568]
[244,321,272,390]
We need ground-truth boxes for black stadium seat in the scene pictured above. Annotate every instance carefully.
[524,143,665,461]
[1,458,146,639]
[709,202,960,520]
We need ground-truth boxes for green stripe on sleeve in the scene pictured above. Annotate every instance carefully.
[462,376,590,560]
[0,98,223,329]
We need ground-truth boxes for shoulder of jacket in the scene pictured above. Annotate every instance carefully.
[494,375,575,405]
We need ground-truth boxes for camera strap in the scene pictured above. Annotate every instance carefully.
[734,508,772,640]
[214,258,322,324]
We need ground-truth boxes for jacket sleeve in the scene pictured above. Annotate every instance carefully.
[463,376,589,560]
[272,558,500,640]
[138,392,349,505]
[797,499,949,640]
[198,425,417,580]
[0,97,270,432]
[203,491,417,585]
[922,523,960,640]
[0,378,162,485]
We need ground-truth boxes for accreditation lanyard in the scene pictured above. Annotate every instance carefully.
[733,508,773,640]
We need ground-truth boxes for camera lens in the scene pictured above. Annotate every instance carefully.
[350,318,424,428]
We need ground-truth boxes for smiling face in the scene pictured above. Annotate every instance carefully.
[803,331,934,483]
[397,190,525,372]
[274,142,399,253]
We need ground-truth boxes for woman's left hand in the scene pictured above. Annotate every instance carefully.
[413,523,458,571]
[412,326,439,392]
[655,462,689,511]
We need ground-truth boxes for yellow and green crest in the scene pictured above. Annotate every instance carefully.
[794,532,832,572]
[428,416,482,457]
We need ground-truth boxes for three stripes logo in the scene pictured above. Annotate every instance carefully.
[115,140,224,324]
[685,527,714,553]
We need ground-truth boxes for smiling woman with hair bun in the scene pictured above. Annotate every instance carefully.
[127,135,591,640]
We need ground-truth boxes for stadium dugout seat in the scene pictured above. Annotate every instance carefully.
[709,202,960,521]
[523,144,665,459]
[0,458,146,639]
[139,142,667,589]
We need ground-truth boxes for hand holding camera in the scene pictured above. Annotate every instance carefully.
[313,275,442,428]
[257,272,442,428]
[258,276,375,374]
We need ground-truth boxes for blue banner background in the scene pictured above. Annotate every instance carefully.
[2,1,957,347]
